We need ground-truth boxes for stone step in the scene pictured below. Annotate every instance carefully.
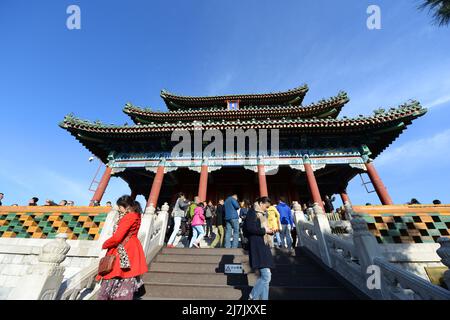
[155,253,314,267]
[155,254,249,264]
[149,261,323,275]
[163,246,300,256]
[149,262,246,274]
[269,286,359,300]
[142,284,358,300]
[143,284,247,300]
[161,248,247,256]
[143,271,341,287]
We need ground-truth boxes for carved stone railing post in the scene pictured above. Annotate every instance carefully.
[344,201,355,221]
[292,202,305,247]
[9,234,70,300]
[158,203,170,246]
[139,203,157,263]
[437,237,450,289]
[351,217,383,299]
[312,203,332,267]
[145,204,156,215]
[97,205,119,247]
[306,207,314,221]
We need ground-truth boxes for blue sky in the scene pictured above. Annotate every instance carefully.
[0,0,449,207]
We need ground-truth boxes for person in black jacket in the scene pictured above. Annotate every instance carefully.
[210,199,225,248]
[243,197,274,300]
[239,199,251,250]
[324,195,335,213]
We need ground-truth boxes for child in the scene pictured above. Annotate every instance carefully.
[190,202,206,248]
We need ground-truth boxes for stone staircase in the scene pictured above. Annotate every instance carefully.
[140,246,362,300]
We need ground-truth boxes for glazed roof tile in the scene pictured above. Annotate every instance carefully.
[61,100,425,134]
[160,84,309,110]
[124,91,349,124]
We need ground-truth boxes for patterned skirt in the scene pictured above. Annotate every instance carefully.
[97,276,144,300]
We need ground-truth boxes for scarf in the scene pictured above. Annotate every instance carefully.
[253,202,272,246]
[114,211,131,269]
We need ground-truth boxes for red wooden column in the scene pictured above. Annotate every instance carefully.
[146,161,166,208]
[303,160,325,211]
[198,160,209,202]
[257,160,269,197]
[340,189,351,205]
[90,166,112,206]
[365,160,393,205]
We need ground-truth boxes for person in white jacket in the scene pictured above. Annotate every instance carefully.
[167,192,190,248]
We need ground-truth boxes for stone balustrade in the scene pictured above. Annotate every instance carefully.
[296,203,450,300]
[375,256,450,300]
[437,237,450,289]
[5,203,171,300]
[9,233,70,300]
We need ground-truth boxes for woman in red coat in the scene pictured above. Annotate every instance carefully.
[97,195,148,300]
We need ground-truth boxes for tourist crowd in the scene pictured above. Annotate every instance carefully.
[161,193,301,301]
[165,193,298,252]
[0,193,114,207]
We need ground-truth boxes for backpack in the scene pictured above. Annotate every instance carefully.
[186,203,197,220]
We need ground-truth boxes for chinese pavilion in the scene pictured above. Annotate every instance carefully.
[60,84,426,210]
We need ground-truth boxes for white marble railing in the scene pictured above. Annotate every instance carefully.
[141,204,169,264]
[297,220,319,255]
[375,257,450,300]
[57,261,99,300]
[324,233,372,296]
[55,203,170,300]
[293,202,450,300]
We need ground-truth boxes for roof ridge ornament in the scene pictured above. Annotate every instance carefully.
[373,108,386,116]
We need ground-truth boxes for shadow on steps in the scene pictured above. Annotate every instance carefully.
[216,254,251,300]
[141,246,362,300]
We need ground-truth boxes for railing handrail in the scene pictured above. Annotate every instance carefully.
[324,233,355,255]
[296,202,450,300]
[301,220,315,230]
[374,257,450,300]
[57,260,100,300]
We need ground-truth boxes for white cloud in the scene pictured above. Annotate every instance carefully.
[0,158,91,205]
[426,95,450,109]
[377,128,450,169]
[38,168,90,202]
[0,169,35,194]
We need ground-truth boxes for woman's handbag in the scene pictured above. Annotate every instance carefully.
[98,255,116,277]
[98,233,132,276]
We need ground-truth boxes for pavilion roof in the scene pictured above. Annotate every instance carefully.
[60,100,427,163]
[124,91,349,124]
[160,84,309,110]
